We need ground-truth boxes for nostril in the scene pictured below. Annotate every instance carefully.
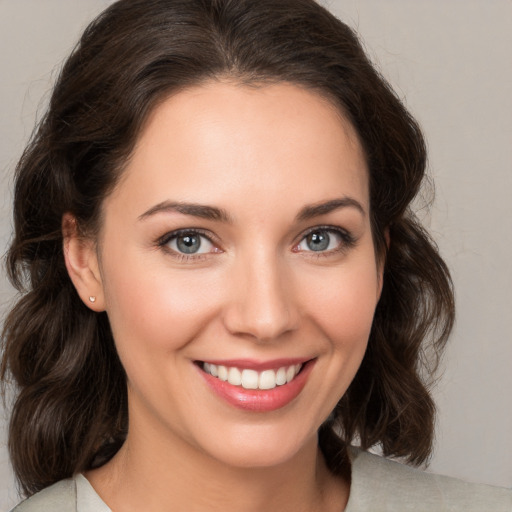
[223,306,299,342]
[221,262,301,342]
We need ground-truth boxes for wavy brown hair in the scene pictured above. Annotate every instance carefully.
[1,0,454,497]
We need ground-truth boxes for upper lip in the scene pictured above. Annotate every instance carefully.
[197,357,313,371]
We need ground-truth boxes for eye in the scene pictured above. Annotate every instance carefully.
[294,227,354,254]
[161,230,217,256]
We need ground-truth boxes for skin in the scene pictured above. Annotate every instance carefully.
[64,81,383,512]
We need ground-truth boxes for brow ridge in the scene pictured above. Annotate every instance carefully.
[296,197,365,221]
[138,201,232,223]
[139,197,364,224]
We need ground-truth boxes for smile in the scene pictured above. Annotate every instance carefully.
[197,358,315,412]
[202,362,303,390]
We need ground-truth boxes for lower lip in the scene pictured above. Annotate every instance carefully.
[197,360,315,412]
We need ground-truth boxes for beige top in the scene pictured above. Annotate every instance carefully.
[11,448,512,511]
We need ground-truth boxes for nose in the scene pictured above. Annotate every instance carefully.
[222,252,300,342]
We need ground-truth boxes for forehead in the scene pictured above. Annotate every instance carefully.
[107,81,369,220]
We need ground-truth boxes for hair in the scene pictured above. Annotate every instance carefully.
[1,0,454,497]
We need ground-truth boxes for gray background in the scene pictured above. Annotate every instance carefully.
[1,0,511,509]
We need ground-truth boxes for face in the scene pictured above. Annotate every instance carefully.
[93,82,382,469]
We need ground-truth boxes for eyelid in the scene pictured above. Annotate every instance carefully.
[157,228,222,258]
[156,225,356,260]
[293,225,356,254]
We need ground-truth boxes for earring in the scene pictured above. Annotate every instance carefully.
[89,296,96,303]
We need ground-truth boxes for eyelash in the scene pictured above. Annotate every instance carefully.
[157,228,220,262]
[293,225,357,258]
[157,225,356,261]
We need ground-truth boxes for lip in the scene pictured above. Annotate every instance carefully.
[200,357,309,371]
[196,358,316,412]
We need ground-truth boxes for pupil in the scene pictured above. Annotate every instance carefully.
[177,234,200,254]
[307,231,329,251]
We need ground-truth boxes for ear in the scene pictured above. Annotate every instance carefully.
[376,227,390,300]
[62,213,105,312]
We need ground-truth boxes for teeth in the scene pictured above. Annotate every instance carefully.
[241,369,259,389]
[276,367,287,386]
[259,369,276,390]
[286,365,296,383]
[202,362,303,390]
[227,367,242,386]
[217,365,228,381]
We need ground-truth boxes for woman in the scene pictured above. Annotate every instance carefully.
[1,0,510,510]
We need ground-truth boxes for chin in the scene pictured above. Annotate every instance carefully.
[193,422,318,470]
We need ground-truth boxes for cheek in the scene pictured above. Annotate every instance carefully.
[300,259,380,348]
[102,256,223,362]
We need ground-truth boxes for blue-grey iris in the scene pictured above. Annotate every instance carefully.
[306,231,329,251]
[177,234,201,254]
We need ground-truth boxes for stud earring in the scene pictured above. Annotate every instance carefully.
[89,296,96,303]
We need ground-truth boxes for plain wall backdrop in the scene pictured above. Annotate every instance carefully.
[1,0,511,509]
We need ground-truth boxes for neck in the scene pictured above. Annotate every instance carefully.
[87,420,348,512]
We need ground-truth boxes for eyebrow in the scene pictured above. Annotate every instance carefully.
[138,196,365,223]
[138,201,233,223]
[296,197,366,221]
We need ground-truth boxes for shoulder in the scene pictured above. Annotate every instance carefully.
[10,478,76,512]
[346,447,512,512]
